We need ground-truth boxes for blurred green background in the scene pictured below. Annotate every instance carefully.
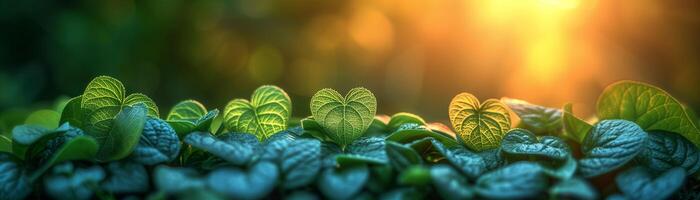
[2,0,700,134]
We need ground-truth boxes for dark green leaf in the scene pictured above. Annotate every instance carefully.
[387,112,426,132]
[503,98,562,135]
[501,128,570,161]
[386,127,460,148]
[579,120,647,177]
[475,162,547,199]
[317,165,369,200]
[386,141,422,171]
[549,178,597,200]
[30,135,99,181]
[337,137,388,166]
[615,167,686,200]
[0,135,10,153]
[636,131,700,174]
[60,96,84,128]
[44,164,105,200]
[562,103,593,143]
[93,104,148,162]
[397,165,430,186]
[430,164,474,200]
[184,132,259,165]
[101,161,149,193]
[131,118,181,165]
[206,161,278,200]
[0,153,31,200]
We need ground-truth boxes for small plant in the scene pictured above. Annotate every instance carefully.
[1,76,699,200]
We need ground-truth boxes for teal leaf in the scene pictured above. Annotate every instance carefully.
[223,85,292,141]
[502,98,562,135]
[542,155,577,180]
[500,128,570,161]
[579,120,647,177]
[385,141,423,171]
[310,88,377,146]
[154,165,205,195]
[321,142,342,168]
[615,167,686,200]
[636,131,700,174]
[280,139,321,189]
[101,161,149,193]
[432,139,486,179]
[562,103,593,143]
[31,135,99,181]
[0,153,31,200]
[549,178,597,200]
[597,81,700,146]
[317,165,369,200]
[430,164,474,200]
[476,148,505,171]
[336,137,388,166]
[207,161,278,200]
[44,164,105,200]
[131,118,181,165]
[475,162,547,199]
[184,132,260,165]
[11,124,53,158]
[93,104,148,162]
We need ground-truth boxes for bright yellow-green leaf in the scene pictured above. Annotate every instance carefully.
[167,100,208,121]
[310,88,377,146]
[24,110,60,129]
[562,103,593,143]
[597,81,700,147]
[449,93,511,151]
[223,85,291,141]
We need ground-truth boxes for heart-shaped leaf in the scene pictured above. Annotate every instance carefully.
[223,85,292,141]
[310,88,377,146]
[449,92,511,151]
[597,81,700,146]
[81,76,158,135]
[636,131,700,174]
[130,118,181,165]
[614,167,686,200]
[502,98,562,135]
[579,120,648,177]
[166,100,219,137]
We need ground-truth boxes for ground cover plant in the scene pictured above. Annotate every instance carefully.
[1,76,700,200]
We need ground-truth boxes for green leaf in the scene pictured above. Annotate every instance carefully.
[223,85,292,141]
[317,165,369,200]
[615,167,686,200]
[310,88,377,146]
[386,125,460,148]
[206,161,278,200]
[101,161,149,193]
[93,104,148,162]
[385,141,423,171]
[11,124,56,158]
[168,110,219,138]
[0,153,31,200]
[131,118,181,165]
[449,92,511,151]
[154,165,205,195]
[502,98,562,135]
[279,139,321,189]
[0,135,10,153]
[636,131,700,174]
[500,128,570,161]
[549,178,597,200]
[59,96,84,128]
[431,138,486,179]
[430,164,474,200]
[167,100,208,121]
[44,164,105,200]
[184,132,260,165]
[336,137,388,166]
[300,117,332,142]
[30,135,99,181]
[25,109,60,129]
[80,76,158,135]
[475,162,547,199]
[397,165,431,186]
[597,81,700,146]
[387,112,426,132]
[579,120,648,177]
[562,103,593,143]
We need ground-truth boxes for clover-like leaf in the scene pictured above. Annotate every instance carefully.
[310,88,377,146]
[579,120,648,177]
[636,131,700,174]
[130,118,181,165]
[207,161,279,200]
[223,85,292,141]
[81,76,158,135]
[449,92,511,151]
[562,103,593,143]
[166,100,219,137]
[475,162,547,199]
[502,98,562,135]
[500,128,570,161]
[317,165,369,200]
[614,166,686,200]
[597,80,700,146]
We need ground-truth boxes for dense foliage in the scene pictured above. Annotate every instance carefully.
[1,76,700,200]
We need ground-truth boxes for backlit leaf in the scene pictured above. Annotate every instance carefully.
[223,85,291,141]
[449,92,511,151]
[310,88,377,146]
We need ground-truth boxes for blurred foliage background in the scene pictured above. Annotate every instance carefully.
[2,0,700,134]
